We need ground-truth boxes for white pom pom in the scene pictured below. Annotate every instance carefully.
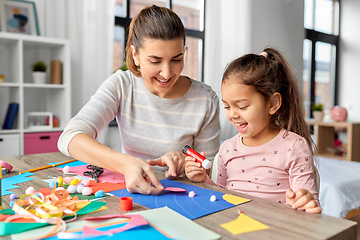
[210,195,216,202]
[82,187,93,196]
[188,191,195,197]
[63,165,71,173]
[67,185,77,194]
[25,186,36,195]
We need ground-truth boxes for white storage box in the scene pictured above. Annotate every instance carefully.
[0,134,20,157]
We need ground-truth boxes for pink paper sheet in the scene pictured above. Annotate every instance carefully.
[58,165,125,183]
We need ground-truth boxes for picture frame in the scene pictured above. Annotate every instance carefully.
[0,0,39,35]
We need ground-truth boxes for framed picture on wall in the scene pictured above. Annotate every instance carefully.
[0,0,39,35]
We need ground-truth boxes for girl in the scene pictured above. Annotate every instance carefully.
[185,48,321,213]
[58,5,220,195]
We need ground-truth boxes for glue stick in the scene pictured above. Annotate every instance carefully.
[182,145,212,169]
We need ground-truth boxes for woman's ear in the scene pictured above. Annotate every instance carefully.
[131,45,140,67]
[269,92,282,115]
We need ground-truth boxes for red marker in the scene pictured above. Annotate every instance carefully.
[182,145,212,169]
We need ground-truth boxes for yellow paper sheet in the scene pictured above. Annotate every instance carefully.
[222,194,251,205]
[221,213,269,235]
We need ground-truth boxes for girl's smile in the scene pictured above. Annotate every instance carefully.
[221,79,279,147]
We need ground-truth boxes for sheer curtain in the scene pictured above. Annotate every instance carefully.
[32,0,115,115]
[204,0,304,142]
[204,0,252,142]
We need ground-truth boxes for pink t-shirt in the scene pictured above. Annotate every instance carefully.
[206,128,319,204]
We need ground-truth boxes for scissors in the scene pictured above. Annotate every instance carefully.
[83,165,104,183]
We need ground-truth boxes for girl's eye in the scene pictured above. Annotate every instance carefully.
[239,106,248,110]
[224,106,230,109]
[172,59,181,62]
[150,61,160,64]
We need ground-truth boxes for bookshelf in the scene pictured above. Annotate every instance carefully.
[306,120,360,162]
[0,32,71,157]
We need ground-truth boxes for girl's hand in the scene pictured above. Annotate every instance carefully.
[185,152,207,183]
[147,151,185,178]
[286,189,322,214]
[124,156,164,195]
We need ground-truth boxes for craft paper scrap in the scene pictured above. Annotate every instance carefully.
[223,194,251,205]
[57,165,125,183]
[1,172,35,195]
[220,212,269,235]
[110,179,251,220]
[11,207,220,240]
[139,206,221,240]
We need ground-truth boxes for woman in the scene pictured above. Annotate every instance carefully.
[58,5,220,195]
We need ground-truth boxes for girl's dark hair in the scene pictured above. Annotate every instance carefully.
[125,5,186,77]
[222,47,313,150]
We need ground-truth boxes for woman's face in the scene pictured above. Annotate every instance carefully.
[132,38,185,98]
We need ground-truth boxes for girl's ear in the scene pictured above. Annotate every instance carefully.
[269,92,282,115]
[131,45,140,67]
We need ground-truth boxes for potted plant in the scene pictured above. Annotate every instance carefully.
[312,103,324,122]
[32,61,47,84]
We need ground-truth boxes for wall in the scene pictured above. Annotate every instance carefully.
[204,0,304,141]
[338,0,360,121]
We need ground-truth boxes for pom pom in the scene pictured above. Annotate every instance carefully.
[10,193,17,200]
[81,179,90,187]
[210,195,216,202]
[25,186,36,195]
[67,185,77,194]
[63,177,73,185]
[95,190,105,198]
[69,178,80,185]
[82,187,93,196]
[63,165,71,174]
[10,201,15,207]
[57,177,64,187]
[56,187,65,191]
[76,183,85,193]
[188,191,195,197]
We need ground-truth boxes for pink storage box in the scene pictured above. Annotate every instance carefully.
[24,131,62,155]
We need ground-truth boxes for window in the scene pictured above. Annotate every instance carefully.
[113,0,205,82]
[303,0,339,117]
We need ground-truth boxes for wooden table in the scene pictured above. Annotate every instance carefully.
[0,152,357,240]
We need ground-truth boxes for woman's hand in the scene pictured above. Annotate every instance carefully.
[185,152,207,183]
[124,156,164,195]
[147,151,185,178]
[286,189,322,214]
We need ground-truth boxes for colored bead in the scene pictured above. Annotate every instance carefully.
[67,185,77,194]
[10,193,16,200]
[77,184,85,193]
[25,186,36,195]
[63,165,71,173]
[82,187,93,196]
[81,179,90,187]
[63,177,73,185]
[95,190,105,198]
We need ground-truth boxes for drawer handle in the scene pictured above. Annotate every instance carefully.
[40,136,50,140]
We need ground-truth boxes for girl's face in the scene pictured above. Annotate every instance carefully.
[221,78,278,147]
[132,38,185,98]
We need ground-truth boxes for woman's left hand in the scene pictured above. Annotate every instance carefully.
[286,189,322,214]
[147,151,186,178]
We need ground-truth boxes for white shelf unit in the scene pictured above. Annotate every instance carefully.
[0,32,71,157]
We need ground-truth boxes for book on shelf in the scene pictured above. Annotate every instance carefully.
[2,103,19,130]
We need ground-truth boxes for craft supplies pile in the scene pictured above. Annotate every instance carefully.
[0,159,256,239]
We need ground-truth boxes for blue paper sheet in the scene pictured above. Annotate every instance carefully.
[110,179,242,220]
[1,172,35,195]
